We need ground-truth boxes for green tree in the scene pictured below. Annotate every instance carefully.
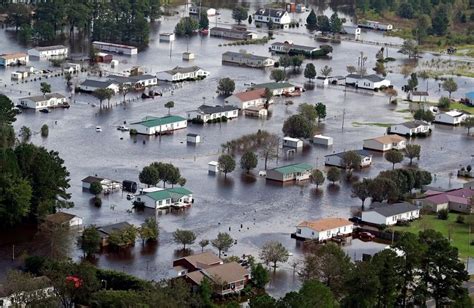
[291,55,304,71]
[0,124,16,149]
[139,217,159,244]
[442,78,458,98]
[385,149,404,169]
[198,277,213,306]
[218,154,236,178]
[306,9,317,30]
[282,114,314,139]
[251,263,269,289]
[413,14,432,44]
[164,101,174,115]
[199,239,209,252]
[108,225,138,248]
[326,167,341,184]
[310,169,325,188]
[399,39,419,59]
[414,109,435,122]
[240,151,258,173]
[249,294,276,307]
[329,12,342,34]
[316,15,331,32]
[19,126,31,143]
[270,69,286,82]
[40,124,49,138]
[315,103,326,122]
[211,232,233,257]
[0,174,32,227]
[174,17,199,36]
[119,84,132,103]
[304,63,316,81]
[280,280,335,307]
[199,13,209,30]
[372,249,403,308]
[93,88,109,109]
[320,65,332,78]
[438,96,451,109]
[464,117,474,135]
[341,151,361,177]
[217,77,235,96]
[432,5,450,36]
[248,15,253,24]
[407,73,419,92]
[259,241,289,271]
[40,82,51,95]
[405,144,421,165]
[279,55,291,71]
[0,95,17,125]
[89,181,102,196]
[139,165,160,187]
[342,261,380,307]
[298,103,318,122]
[352,178,371,207]
[80,226,101,257]
[232,6,248,24]
[367,176,399,202]
[172,229,196,250]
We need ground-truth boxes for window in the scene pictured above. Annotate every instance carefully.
[297,228,301,234]
[327,231,331,237]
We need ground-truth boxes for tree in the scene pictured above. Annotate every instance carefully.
[464,117,474,135]
[346,65,356,74]
[298,103,318,122]
[173,229,196,250]
[0,174,32,227]
[320,65,332,78]
[414,14,432,44]
[282,114,314,139]
[0,95,17,125]
[306,9,317,30]
[89,181,102,196]
[264,88,273,108]
[41,124,49,138]
[442,78,458,98]
[252,263,269,289]
[316,15,331,32]
[405,144,421,165]
[259,241,289,271]
[438,96,451,109]
[139,217,159,244]
[199,13,209,30]
[343,261,380,307]
[80,226,101,257]
[385,149,404,169]
[40,82,51,95]
[139,166,160,187]
[119,84,131,103]
[399,39,419,59]
[432,5,450,36]
[304,63,316,81]
[371,249,403,308]
[329,12,342,34]
[315,103,326,122]
[174,17,199,36]
[398,2,414,18]
[326,167,341,184]
[310,169,325,188]
[19,126,31,143]
[232,6,248,24]
[240,151,258,173]
[217,77,235,96]
[368,177,398,203]
[279,55,291,71]
[292,280,335,308]
[211,232,233,257]
[218,154,235,178]
[414,109,434,122]
[259,133,279,170]
[291,55,304,71]
[407,73,418,92]
[352,179,370,207]
[164,101,174,115]
[199,239,209,252]
[249,294,276,308]
[270,69,286,82]
[93,88,109,109]
[341,151,361,177]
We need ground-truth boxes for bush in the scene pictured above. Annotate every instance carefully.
[94,196,102,207]
[456,215,465,224]
[191,118,204,125]
[438,209,449,220]
[40,124,49,137]
[221,116,228,122]
[24,256,47,275]
[129,129,137,135]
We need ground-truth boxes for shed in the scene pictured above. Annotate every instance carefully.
[183,52,195,61]
[187,133,201,144]
[160,33,175,42]
[208,161,219,174]
[313,135,333,146]
[283,137,303,149]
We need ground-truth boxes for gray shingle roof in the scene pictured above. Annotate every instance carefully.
[22,93,65,102]
[346,74,385,82]
[325,149,371,159]
[369,202,418,217]
[80,79,117,88]
[255,8,287,18]
[222,51,270,61]
[99,222,133,235]
[197,104,239,114]
[400,120,429,129]
[164,66,203,75]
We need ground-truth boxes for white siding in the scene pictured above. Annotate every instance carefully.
[295,225,353,241]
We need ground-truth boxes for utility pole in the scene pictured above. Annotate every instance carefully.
[341,108,345,132]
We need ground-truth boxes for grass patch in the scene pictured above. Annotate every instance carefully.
[396,109,411,113]
[352,122,392,128]
[393,214,473,259]
[450,103,474,113]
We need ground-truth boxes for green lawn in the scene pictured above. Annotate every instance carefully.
[393,214,473,259]
[450,102,474,114]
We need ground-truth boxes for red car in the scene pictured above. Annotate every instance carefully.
[359,231,376,241]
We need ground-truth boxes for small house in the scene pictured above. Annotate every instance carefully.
[358,20,393,31]
[225,88,271,109]
[361,202,420,226]
[19,93,68,109]
[189,6,216,16]
[208,161,219,174]
[283,137,303,149]
[156,66,209,82]
[187,133,201,144]
[312,135,333,146]
[159,32,175,42]
[79,79,120,93]
[187,105,239,123]
[418,188,474,214]
[44,212,83,228]
[98,222,134,246]
[136,187,193,209]
[388,120,431,137]
[244,106,268,117]
[270,42,319,54]
[251,82,296,96]
[96,52,113,63]
[325,150,372,168]
[266,163,313,182]
[11,70,29,80]
[345,74,391,90]
[211,27,258,40]
[434,110,468,125]
[63,63,80,74]
[295,218,353,241]
[182,52,195,61]
[363,135,407,152]
[81,176,105,190]
[28,45,68,59]
[0,52,28,66]
[222,51,274,68]
[254,8,291,29]
[92,41,138,55]
[129,115,187,135]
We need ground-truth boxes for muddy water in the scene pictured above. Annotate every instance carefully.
[1,1,473,297]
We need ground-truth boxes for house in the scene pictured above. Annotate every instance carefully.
[11,70,29,80]
[313,135,333,146]
[0,276,54,308]
[363,135,407,152]
[388,120,431,137]
[358,20,393,31]
[81,176,106,190]
[222,51,274,68]
[44,212,83,227]
[129,115,187,135]
[187,133,201,143]
[283,137,303,149]
[254,8,291,29]
[418,188,474,213]
[98,222,134,246]
[92,41,138,55]
[210,27,258,40]
[295,218,353,241]
[187,105,239,123]
[19,93,68,109]
[79,79,120,93]
[270,42,319,55]
[135,187,193,209]
[95,52,113,63]
[225,88,271,109]
[189,6,216,16]
[156,66,209,82]
[63,63,80,74]
[159,32,175,42]
[361,202,420,226]
[252,82,296,96]
[266,163,313,182]
[0,52,28,66]
[325,150,373,168]
[345,74,391,90]
[172,251,223,277]
[28,45,68,59]
[434,110,468,125]
[108,74,158,89]
[244,106,268,117]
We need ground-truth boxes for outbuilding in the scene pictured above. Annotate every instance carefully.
[187,133,201,144]
[159,33,175,42]
[312,135,333,146]
[208,161,219,174]
[266,163,313,182]
[283,137,303,149]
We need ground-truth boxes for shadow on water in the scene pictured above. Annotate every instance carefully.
[173,248,193,258]
[216,175,235,189]
[103,246,135,261]
[310,187,324,198]
[240,172,257,185]
[139,241,159,256]
[326,183,341,195]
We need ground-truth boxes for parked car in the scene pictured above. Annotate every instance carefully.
[95,126,102,132]
[126,194,135,200]
[39,108,49,113]
[118,125,129,131]
[358,231,376,241]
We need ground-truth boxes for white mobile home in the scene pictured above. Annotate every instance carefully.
[79,79,120,93]
[313,135,333,146]
[283,137,303,149]
[266,163,313,182]
[325,150,373,168]
[0,52,28,66]
[136,187,193,209]
[295,218,353,241]
[129,115,187,135]
[225,88,270,109]
[389,120,431,137]
[92,41,138,55]
[363,135,407,152]
[361,202,420,226]
[434,111,468,125]
[345,74,391,90]
[252,82,296,96]
[159,33,175,42]
[156,66,209,82]
[211,27,258,40]
[187,105,239,122]
[222,51,274,68]
[28,45,68,59]
[19,93,68,109]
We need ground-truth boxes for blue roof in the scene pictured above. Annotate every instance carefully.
[466,92,474,100]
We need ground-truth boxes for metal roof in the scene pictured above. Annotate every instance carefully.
[131,115,186,127]
[369,202,418,217]
[271,163,313,175]
[346,74,385,82]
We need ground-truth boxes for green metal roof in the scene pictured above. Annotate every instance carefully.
[166,187,193,195]
[253,82,295,90]
[272,163,313,175]
[132,115,186,128]
[144,187,192,201]
[145,190,172,201]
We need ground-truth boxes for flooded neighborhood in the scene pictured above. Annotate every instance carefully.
[0,0,473,306]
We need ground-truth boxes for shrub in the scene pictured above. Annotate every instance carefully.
[40,124,49,137]
[467,165,472,172]
[129,129,137,135]
[94,196,102,207]
[221,116,228,122]
[456,215,465,224]
[438,209,449,220]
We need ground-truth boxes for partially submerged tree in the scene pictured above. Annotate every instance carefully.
[385,149,404,170]
[270,69,286,82]
[442,78,458,98]
[217,77,235,96]
[405,144,421,165]
[164,101,174,115]
[232,6,248,24]
[240,151,258,173]
[218,154,236,178]
[304,63,316,82]
[326,167,341,184]
[173,229,196,250]
[259,241,289,271]
[310,169,325,188]
[211,232,233,257]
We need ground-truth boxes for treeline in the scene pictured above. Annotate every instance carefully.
[0,95,72,228]
[2,0,161,46]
